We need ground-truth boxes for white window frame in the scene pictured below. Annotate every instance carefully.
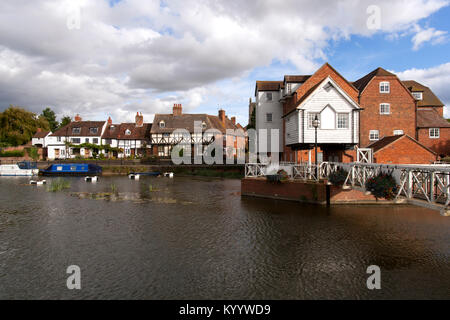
[379,82,390,94]
[380,103,390,115]
[337,113,349,129]
[159,121,165,128]
[266,113,273,123]
[369,130,379,141]
[412,92,423,100]
[72,127,81,134]
[308,113,320,129]
[429,128,440,139]
[393,130,404,136]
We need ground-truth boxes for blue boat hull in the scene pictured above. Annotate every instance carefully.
[41,163,102,176]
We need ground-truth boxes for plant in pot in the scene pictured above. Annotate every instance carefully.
[365,173,399,200]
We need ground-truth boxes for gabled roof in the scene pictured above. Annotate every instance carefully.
[284,75,311,83]
[369,134,436,155]
[255,81,284,95]
[102,123,152,140]
[151,113,240,134]
[33,131,50,139]
[51,121,106,137]
[353,67,396,92]
[417,109,450,128]
[402,80,444,107]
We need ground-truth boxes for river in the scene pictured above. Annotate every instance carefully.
[0,176,448,299]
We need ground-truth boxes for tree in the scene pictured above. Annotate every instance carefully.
[41,107,58,132]
[59,116,71,129]
[0,105,50,146]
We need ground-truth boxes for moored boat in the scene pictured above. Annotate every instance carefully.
[41,163,102,176]
[0,161,39,176]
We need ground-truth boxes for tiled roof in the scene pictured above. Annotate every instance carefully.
[353,67,396,92]
[417,109,450,128]
[402,80,444,107]
[284,75,311,83]
[151,113,241,134]
[102,123,152,140]
[369,135,436,155]
[255,81,284,92]
[50,121,105,137]
[33,131,50,139]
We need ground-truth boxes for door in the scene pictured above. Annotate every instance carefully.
[54,149,60,159]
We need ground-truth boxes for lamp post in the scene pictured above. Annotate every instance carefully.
[312,115,320,180]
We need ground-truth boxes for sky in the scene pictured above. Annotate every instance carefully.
[0,0,449,126]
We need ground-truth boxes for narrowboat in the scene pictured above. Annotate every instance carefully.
[41,163,102,176]
[0,161,39,176]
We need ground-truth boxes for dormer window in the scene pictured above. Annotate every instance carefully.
[72,127,81,134]
[380,82,390,93]
[201,122,207,129]
[159,121,165,128]
[90,127,98,134]
[412,92,423,100]
[125,129,131,135]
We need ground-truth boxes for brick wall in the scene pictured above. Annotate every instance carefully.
[373,136,436,164]
[418,127,450,156]
[359,76,416,147]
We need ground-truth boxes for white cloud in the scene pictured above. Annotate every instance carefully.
[396,63,450,117]
[412,25,447,50]
[0,0,448,122]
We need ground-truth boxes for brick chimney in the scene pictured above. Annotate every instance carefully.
[231,117,236,125]
[74,114,82,122]
[107,117,112,125]
[36,128,42,133]
[218,109,226,124]
[173,103,182,116]
[135,112,144,127]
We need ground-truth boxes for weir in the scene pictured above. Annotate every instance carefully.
[245,162,450,216]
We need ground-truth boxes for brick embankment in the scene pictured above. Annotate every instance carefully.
[241,178,400,205]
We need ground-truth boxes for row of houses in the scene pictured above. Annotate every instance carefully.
[32,105,246,160]
[253,63,450,164]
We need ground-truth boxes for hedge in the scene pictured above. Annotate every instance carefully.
[0,150,25,157]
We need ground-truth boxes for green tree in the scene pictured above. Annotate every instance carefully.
[41,107,58,131]
[59,115,71,129]
[0,105,50,146]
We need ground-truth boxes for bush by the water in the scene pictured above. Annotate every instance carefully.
[365,173,398,200]
[328,169,348,186]
[0,150,25,157]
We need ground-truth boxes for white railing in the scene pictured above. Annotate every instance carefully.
[245,161,450,212]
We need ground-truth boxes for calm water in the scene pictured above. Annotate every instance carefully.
[0,176,448,299]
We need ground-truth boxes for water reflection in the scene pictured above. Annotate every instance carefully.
[0,176,448,299]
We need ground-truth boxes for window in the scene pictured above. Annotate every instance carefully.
[85,138,89,143]
[105,139,112,145]
[380,103,390,115]
[57,137,61,142]
[266,113,273,122]
[308,113,320,129]
[337,113,349,129]
[393,130,404,136]
[125,129,131,135]
[412,92,423,100]
[90,127,98,134]
[71,138,81,144]
[159,121,165,128]
[369,130,379,141]
[72,127,81,134]
[429,128,440,139]
[201,122,207,129]
[266,92,273,101]
[380,82,390,93]
[93,138,98,144]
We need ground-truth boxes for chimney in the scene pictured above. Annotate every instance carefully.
[218,109,226,124]
[74,114,82,122]
[135,112,144,127]
[231,117,236,125]
[173,103,182,116]
[107,117,112,125]
[37,128,42,133]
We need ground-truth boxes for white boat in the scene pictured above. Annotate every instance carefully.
[129,174,140,180]
[0,162,39,176]
[30,180,46,185]
[85,176,98,182]
[163,172,174,178]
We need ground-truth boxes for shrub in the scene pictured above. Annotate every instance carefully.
[27,147,39,161]
[0,150,25,157]
[277,169,289,181]
[328,169,348,186]
[365,173,398,200]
